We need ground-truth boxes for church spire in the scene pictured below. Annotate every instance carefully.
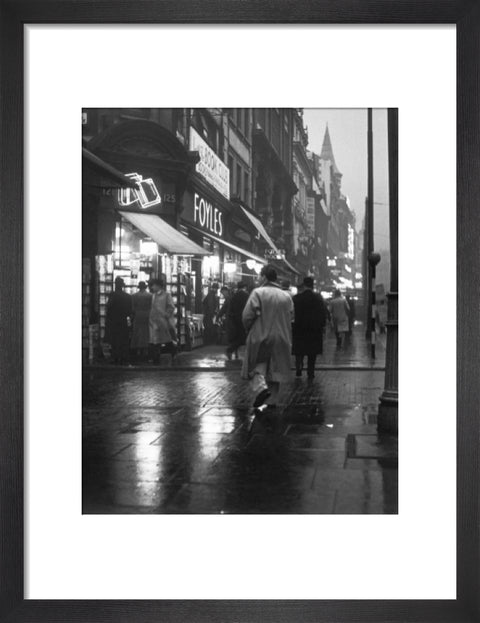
[320,124,335,163]
[320,123,341,175]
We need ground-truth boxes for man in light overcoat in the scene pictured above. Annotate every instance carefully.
[241,265,294,409]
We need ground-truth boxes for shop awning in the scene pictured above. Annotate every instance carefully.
[240,207,280,254]
[119,211,211,256]
[239,207,300,275]
[279,257,300,275]
[82,147,138,188]
[195,229,267,265]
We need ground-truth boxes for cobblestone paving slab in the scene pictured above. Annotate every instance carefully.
[83,368,397,514]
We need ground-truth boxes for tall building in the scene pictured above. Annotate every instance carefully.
[308,150,330,285]
[251,108,299,276]
[292,110,315,275]
[316,124,356,290]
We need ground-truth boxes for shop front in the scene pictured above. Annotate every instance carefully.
[181,179,268,313]
[82,120,212,360]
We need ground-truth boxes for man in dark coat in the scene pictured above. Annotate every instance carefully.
[224,281,249,359]
[105,277,133,365]
[292,276,328,379]
[202,282,220,344]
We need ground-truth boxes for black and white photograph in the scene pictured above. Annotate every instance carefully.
[82,107,398,514]
[1,6,474,619]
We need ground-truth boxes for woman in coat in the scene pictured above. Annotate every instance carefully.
[241,265,293,409]
[329,289,350,348]
[149,278,177,363]
[292,276,328,379]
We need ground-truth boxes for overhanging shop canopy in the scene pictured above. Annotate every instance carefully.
[239,206,299,275]
[200,231,267,265]
[279,256,300,275]
[119,211,211,256]
[240,206,280,254]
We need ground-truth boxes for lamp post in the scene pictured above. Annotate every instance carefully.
[378,108,398,435]
[365,109,374,338]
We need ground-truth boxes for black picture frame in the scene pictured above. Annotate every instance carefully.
[1,1,478,621]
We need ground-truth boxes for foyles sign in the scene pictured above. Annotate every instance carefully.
[194,192,223,237]
[190,127,230,199]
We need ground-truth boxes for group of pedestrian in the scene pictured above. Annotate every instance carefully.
[239,265,356,412]
[104,277,177,365]
[105,268,357,416]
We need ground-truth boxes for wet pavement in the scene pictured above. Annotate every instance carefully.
[88,322,386,371]
[83,327,397,514]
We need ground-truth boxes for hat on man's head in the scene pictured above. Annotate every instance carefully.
[303,276,314,289]
[211,282,219,290]
[138,281,147,290]
[114,276,125,286]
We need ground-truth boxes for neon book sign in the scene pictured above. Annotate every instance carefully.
[118,172,161,209]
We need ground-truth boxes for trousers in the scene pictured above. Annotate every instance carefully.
[250,361,280,405]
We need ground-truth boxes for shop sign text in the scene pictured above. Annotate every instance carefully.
[194,192,223,237]
[190,127,230,199]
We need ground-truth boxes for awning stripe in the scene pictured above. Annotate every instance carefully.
[119,211,211,256]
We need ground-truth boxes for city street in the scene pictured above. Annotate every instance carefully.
[83,327,397,514]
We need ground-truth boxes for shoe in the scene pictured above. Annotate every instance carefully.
[296,369,302,377]
[253,388,271,408]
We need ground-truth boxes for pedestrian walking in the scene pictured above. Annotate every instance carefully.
[217,285,232,347]
[292,276,328,379]
[241,265,294,410]
[130,281,152,362]
[104,276,133,365]
[149,278,177,363]
[345,294,356,335]
[329,289,350,348]
[202,282,220,345]
[224,281,249,360]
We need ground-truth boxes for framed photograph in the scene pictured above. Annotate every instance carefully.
[1,1,478,622]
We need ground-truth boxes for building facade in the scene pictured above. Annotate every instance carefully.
[82,108,306,361]
[292,110,315,276]
[314,125,356,291]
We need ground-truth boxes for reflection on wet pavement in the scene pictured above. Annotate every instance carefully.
[83,366,397,514]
